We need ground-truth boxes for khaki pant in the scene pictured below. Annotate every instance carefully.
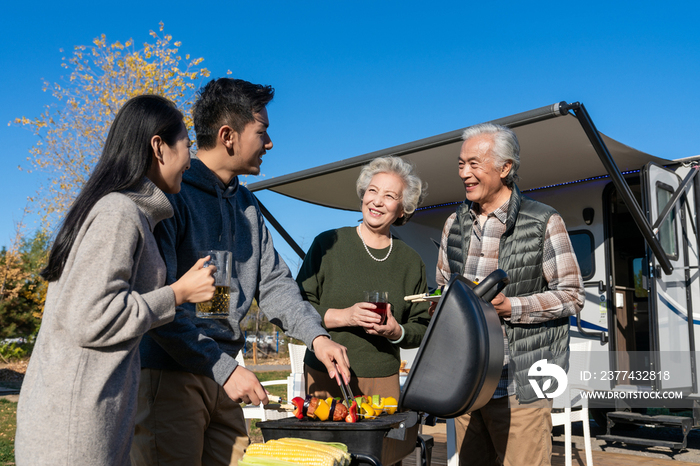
[131,368,249,466]
[455,395,553,466]
[304,365,400,400]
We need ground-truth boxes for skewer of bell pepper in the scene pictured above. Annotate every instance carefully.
[292,396,355,422]
[291,396,331,421]
[290,394,397,420]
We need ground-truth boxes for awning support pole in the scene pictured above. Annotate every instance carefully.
[254,196,306,260]
[652,165,699,234]
[563,102,674,275]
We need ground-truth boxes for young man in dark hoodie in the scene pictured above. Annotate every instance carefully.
[131,78,351,466]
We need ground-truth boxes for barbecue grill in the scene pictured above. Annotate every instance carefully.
[259,411,423,466]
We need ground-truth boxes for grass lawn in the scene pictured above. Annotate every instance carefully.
[0,399,16,465]
[254,370,291,398]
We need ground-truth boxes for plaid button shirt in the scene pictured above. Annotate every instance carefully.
[435,199,584,398]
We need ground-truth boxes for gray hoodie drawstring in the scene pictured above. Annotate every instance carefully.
[215,184,226,243]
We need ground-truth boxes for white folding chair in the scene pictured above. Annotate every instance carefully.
[446,418,459,466]
[286,343,307,401]
[236,351,293,433]
[551,340,594,466]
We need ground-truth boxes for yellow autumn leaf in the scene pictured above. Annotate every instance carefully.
[13,22,207,231]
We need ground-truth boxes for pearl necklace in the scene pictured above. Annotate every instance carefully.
[357,224,393,262]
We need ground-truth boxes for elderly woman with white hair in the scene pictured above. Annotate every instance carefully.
[296,156,430,400]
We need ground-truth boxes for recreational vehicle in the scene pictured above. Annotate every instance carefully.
[249,101,700,449]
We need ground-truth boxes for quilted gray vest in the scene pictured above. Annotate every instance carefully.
[446,185,570,403]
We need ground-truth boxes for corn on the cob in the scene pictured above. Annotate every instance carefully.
[270,438,350,466]
[286,438,348,453]
[244,441,337,466]
[239,456,301,466]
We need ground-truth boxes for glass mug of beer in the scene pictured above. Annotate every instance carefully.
[364,290,389,325]
[196,250,233,319]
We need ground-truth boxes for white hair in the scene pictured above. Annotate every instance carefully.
[461,123,520,187]
[356,156,427,226]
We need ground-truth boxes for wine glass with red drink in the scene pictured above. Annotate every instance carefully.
[364,290,389,325]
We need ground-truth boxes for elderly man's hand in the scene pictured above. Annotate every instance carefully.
[491,293,512,318]
[312,336,351,385]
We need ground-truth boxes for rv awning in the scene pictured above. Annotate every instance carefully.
[248,102,671,210]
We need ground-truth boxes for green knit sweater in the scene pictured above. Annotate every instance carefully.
[297,227,430,377]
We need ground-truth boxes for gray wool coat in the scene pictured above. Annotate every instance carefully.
[15,178,177,466]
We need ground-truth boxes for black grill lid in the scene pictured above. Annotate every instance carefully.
[398,273,505,417]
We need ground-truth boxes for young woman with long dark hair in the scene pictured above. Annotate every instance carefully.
[15,95,216,466]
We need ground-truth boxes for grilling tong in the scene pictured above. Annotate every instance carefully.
[335,362,356,408]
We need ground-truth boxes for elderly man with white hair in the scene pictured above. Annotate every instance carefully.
[434,123,585,466]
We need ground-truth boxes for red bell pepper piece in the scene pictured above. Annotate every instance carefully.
[345,400,358,423]
[291,397,305,419]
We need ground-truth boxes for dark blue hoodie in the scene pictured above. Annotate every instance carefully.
[139,156,328,385]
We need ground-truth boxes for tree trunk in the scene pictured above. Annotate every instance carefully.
[253,307,259,365]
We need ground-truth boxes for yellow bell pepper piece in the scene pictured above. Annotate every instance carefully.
[313,398,331,421]
[360,402,376,419]
[383,396,398,415]
[371,397,385,415]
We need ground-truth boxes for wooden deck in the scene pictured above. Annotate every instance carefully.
[403,423,700,466]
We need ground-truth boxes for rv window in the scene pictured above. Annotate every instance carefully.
[632,257,649,298]
[656,183,678,260]
[568,230,594,280]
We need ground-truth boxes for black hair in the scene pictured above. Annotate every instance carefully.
[42,95,184,282]
[193,78,275,150]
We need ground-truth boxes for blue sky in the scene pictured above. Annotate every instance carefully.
[1,1,699,269]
